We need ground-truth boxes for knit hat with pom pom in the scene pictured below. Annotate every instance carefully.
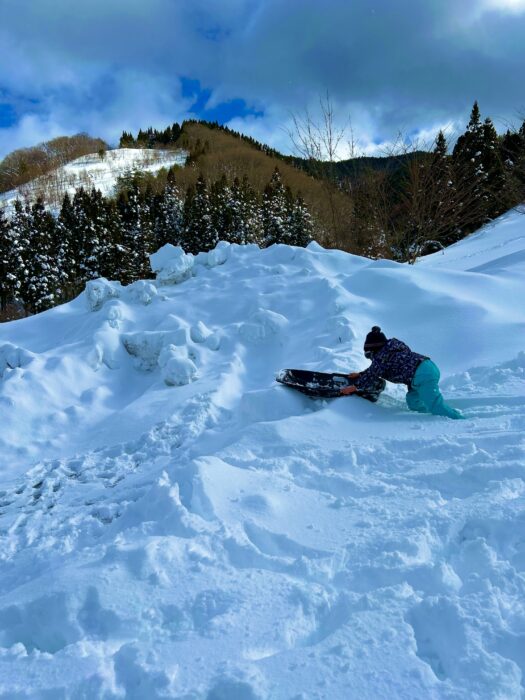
[364,326,387,354]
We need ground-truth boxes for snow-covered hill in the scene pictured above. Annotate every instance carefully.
[0,148,187,213]
[418,206,525,273]
[0,210,524,698]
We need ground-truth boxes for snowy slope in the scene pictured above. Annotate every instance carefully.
[0,148,187,212]
[418,206,525,274]
[0,210,524,699]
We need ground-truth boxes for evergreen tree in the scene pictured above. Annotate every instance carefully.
[87,188,117,280]
[57,192,83,294]
[430,131,459,245]
[153,172,184,248]
[240,177,265,245]
[69,188,93,287]
[513,121,525,196]
[501,129,523,200]
[183,176,217,253]
[210,175,234,241]
[103,198,124,280]
[224,177,249,245]
[25,198,61,313]
[287,194,314,247]
[481,117,508,219]
[453,102,484,167]
[119,183,155,283]
[0,208,26,310]
[10,200,32,311]
[119,131,135,148]
[78,189,103,281]
[452,101,489,231]
[0,208,10,309]
[262,168,293,246]
[500,129,523,166]
[182,184,195,252]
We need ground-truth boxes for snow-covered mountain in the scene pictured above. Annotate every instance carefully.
[0,148,187,213]
[0,209,524,698]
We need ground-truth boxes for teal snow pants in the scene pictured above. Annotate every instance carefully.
[406,360,464,419]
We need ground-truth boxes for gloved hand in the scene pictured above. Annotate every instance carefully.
[348,372,360,380]
[340,385,357,396]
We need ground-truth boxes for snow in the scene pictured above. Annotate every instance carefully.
[417,206,525,273]
[0,209,524,698]
[150,244,194,285]
[0,148,187,213]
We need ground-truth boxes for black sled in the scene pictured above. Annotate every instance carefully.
[276,369,385,402]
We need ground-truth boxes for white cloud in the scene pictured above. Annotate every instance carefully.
[0,0,524,160]
[483,0,525,13]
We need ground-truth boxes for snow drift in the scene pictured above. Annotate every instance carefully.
[0,209,524,698]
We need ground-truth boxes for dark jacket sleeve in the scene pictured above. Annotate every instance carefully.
[355,356,385,390]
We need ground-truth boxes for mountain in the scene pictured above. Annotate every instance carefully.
[288,151,430,181]
[0,124,355,249]
[0,208,524,698]
[0,147,187,213]
[173,120,354,245]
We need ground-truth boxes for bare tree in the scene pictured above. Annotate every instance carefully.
[286,93,357,246]
[0,134,108,193]
[288,92,351,163]
[376,134,497,263]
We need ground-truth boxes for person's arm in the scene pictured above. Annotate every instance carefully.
[354,355,385,391]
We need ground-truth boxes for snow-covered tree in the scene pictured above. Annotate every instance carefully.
[183,176,218,254]
[25,198,61,313]
[210,175,234,242]
[118,183,155,283]
[452,101,489,227]
[9,200,32,310]
[154,174,185,248]
[262,168,293,246]
[236,177,264,245]
[0,207,26,310]
[56,193,78,295]
[481,117,508,219]
[287,194,314,247]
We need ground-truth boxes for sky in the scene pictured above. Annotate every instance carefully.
[1,0,525,160]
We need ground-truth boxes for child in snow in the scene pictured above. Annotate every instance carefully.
[341,326,464,419]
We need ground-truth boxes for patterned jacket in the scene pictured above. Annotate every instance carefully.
[355,338,428,390]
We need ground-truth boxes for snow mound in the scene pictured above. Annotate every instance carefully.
[239,308,289,344]
[159,346,198,386]
[0,342,34,377]
[85,277,121,311]
[126,279,158,305]
[150,244,194,285]
[1,208,525,698]
[122,330,187,371]
[207,240,231,267]
[191,320,212,343]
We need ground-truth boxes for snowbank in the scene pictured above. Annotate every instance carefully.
[0,342,34,377]
[150,244,194,285]
[0,209,524,698]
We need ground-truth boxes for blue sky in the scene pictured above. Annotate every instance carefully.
[1,0,525,159]
[180,78,264,123]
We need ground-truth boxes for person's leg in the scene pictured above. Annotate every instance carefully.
[406,387,428,412]
[411,360,464,419]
